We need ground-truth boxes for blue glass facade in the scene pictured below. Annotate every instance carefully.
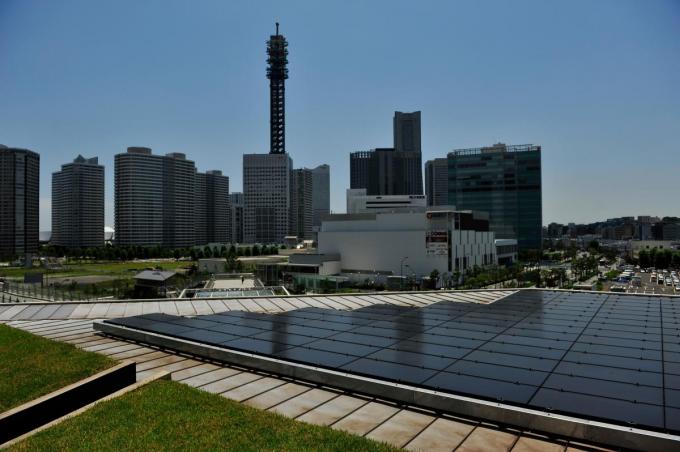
[447,143,542,252]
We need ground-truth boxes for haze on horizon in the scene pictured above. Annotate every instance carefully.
[0,0,678,231]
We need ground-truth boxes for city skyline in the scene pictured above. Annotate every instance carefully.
[1,0,678,230]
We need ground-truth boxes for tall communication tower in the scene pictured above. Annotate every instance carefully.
[267,22,288,154]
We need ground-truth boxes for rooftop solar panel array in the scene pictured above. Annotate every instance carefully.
[104,290,680,433]
[193,289,276,298]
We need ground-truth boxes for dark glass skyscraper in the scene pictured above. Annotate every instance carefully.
[447,143,542,251]
[311,164,330,227]
[349,151,370,190]
[425,158,448,206]
[267,23,288,155]
[290,168,313,240]
[349,111,423,196]
[393,111,421,153]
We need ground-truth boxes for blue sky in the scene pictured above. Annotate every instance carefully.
[1,0,678,230]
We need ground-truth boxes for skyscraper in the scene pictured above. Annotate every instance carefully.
[115,147,163,246]
[115,147,198,248]
[0,145,39,259]
[393,111,421,153]
[396,149,423,195]
[350,147,423,196]
[349,111,423,196]
[425,158,448,207]
[162,153,196,248]
[202,170,230,244]
[267,22,288,155]
[349,151,370,190]
[52,155,104,248]
[393,111,423,195]
[194,171,207,246]
[230,192,244,244]
[243,153,292,243]
[195,171,230,245]
[368,148,397,195]
[290,168,313,240]
[448,143,542,251]
[243,24,293,243]
[311,164,330,227]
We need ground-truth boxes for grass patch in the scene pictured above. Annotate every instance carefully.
[605,269,621,280]
[0,324,114,412]
[0,260,193,279]
[10,380,397,451]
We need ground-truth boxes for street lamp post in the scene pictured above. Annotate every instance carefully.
[400,256,409,290]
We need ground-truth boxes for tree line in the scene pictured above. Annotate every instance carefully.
[40,244,282,261]
[636,248,680,269]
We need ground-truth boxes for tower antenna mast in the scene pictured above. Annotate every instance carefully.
[266,22,288,154]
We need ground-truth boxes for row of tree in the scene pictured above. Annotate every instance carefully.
[636,248,680,269]
[570,255,599,281]
[542,240,618,262]
[445,264,525,290]
[40,244,281,261]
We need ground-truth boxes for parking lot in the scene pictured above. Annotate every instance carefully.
[622,271,679,295]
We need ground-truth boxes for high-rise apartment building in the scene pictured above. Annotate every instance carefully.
[162,153,196,248]
[311,164,330,227]
[194,171,207,246]
[425,158,448,206]
[243,153,292,243]
[52,155,104,248]
[115,147,163,246]
[349,111,423,196]
[115,147,199,248]
[230,192,244,243]
[290,168,313,240]
[0,146,39,259]
[447,143,542,251]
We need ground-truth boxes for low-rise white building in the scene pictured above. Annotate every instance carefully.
[629,240,680,257]
[346,188,428,214]
[318,209,497,278]
[495,239,518,266]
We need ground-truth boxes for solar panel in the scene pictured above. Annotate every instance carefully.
[104,290,680,434]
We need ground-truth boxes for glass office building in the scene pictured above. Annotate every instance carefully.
[447,143,542,252]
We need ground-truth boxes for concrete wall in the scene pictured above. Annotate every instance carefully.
[319,229,449,276]
[320,260,342,276]
[318,211,496,277]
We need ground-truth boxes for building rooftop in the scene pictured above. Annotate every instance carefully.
[134,270,177,282]
[1,289,678,450]
[449,143,541,157]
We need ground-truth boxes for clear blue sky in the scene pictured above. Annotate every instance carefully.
[1,0,678,230]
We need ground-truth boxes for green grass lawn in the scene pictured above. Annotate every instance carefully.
[0,324,115,412]
[10,379,397,451]
[0,260,193,279]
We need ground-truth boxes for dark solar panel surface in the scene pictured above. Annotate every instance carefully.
[105,290,680,433]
